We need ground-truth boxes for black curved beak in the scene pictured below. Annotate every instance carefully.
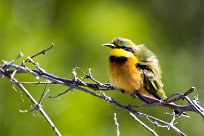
[102,43,116,48]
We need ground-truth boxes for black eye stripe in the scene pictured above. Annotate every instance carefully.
[112,43,134,53]
[122,46,134,53]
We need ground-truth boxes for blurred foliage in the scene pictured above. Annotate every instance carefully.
[0,0,204,136]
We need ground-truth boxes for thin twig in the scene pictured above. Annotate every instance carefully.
[13,81,57,84]
[38,84,49,104]
[129,112,158,136]
[49,87,73,98]
[1,70,61,136]
[113,113,120,136]
[26,43,54,61]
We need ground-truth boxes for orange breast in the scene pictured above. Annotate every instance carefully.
[108,55,143,94]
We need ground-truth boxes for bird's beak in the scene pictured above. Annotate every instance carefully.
[102,43,116,48]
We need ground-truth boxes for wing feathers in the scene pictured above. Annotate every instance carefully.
[135,45,166,99]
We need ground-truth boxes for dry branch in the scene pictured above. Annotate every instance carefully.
[1,46,204,136]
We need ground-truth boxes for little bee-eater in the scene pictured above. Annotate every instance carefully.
[102,37,167,100]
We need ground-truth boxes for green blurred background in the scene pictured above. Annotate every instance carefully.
[0,0,204,135]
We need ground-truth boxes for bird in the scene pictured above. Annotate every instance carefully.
[102,37,188,116]
[102,37,167,101]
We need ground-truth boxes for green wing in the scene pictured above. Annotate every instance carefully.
[135,45,166,99]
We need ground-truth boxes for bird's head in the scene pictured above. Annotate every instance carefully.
[102,37,137,53]
[102,37,140,58]
[103,38,141,64]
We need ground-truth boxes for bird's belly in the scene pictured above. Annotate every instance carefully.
[109,62,143,94]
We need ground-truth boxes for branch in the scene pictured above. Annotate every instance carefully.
[0,45,61,136]
[1,46,204,136]
[113,113,120,136]
[0,68,61,136]
[129,112,158,136]
[129,88,204,118]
